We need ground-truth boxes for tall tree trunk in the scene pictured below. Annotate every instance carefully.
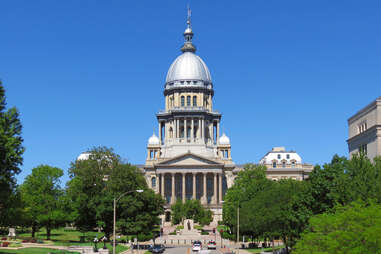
[272,238,275,254]
[31,223,36,238]
[47,225,51,240]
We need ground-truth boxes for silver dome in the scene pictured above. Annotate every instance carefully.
[165,52,212,84]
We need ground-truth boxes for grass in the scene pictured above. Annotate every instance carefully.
[3,228,128,254]
[0,248,79,254]
[246,245,284,253]
[194,225,203,230]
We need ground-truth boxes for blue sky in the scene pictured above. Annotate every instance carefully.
[1,0,380,184]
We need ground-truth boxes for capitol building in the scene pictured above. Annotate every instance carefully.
[141,12,313,222]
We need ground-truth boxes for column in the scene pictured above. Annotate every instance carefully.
[201,119,204,140]
[176,119,179,139]
[219,173,223,204]
[184,119,187,139]
[198,118,201,139]
[216,121,220,142]
[171,173,175,204]
[161,173,165,199]
[202,173,207,204]
[158,122,162,144]
[191,118,194,140]
[213,173,218,204]
[192,173,196,200]
[182,173,186,202]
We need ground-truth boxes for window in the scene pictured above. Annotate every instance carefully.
[282,161,286,168]
[277,154,281,159]
[193,96,197,106]
[359,144,368,155]
[358,121,368,134]
[291,161,295,168]
[286,154,290,159]
[181,96,185,107]
[187,96,191,106]
[169,127,173,138]
[272,162,277,168]
[151,177,156,188]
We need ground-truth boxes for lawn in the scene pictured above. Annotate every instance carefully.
[3,228,128,254]
[0,248,79,254]
[246,246,284,253]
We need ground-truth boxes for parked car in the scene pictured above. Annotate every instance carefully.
[192,240,202,252]
[207,240,216,249]
[150,244,165,253]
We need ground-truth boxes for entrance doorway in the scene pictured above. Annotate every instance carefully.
[165,211,171,222]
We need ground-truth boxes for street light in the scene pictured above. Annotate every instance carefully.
[113,189,144,254]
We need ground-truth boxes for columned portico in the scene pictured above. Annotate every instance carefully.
[156,167,226,206]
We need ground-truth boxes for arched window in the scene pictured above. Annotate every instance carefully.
[169,127,173,138]
[187,96,191,106]
[193,96,197,106]
[151,177,156,188]
[181,96,185,107]
[282,161,286,168]
[272,162,277,168]
[291,161,295,168]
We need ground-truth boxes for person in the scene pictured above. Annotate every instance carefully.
[101,236,107,249]
[93,236,99,252]
[187,220,191,230]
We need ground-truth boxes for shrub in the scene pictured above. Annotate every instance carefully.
[201,230,209,235]
[169,231,176,235]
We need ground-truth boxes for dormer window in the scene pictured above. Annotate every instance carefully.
[286,154,290,159]
[277,154,281,159]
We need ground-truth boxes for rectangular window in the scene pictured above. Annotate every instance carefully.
[181,96,185,107]
[193,96,197,106]
[359,144,368,155]
[187,96,191,106]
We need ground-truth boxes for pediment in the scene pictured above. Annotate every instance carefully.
[157,153,221,166]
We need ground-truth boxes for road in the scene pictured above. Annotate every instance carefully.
[163,246,221,254]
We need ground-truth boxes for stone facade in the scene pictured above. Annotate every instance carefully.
[347,97,381,160]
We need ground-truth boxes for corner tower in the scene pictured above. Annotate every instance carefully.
[144,9,235,222]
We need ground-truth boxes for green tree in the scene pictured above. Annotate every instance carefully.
[67,146,164,238]
[170,199,213,226]
[0,80,24,226]
[307,155,348,214]
[223,164,271,239]
[293,201,381,254]
[20,165,67,239]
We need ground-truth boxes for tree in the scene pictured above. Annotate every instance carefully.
[307,155,348,215]
[67,147,164,238]
[0,80,24,226]
[307,154,381,215]
[293,201,381,254]
[20,165,67,239]
[170,199,213,226]
[223,164,271,239]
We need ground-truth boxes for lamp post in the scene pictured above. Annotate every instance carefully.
[113,189,144,254]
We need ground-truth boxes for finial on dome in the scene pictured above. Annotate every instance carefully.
[181,5,196,53]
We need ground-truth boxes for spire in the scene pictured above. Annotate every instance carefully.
[181,5,196,53]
